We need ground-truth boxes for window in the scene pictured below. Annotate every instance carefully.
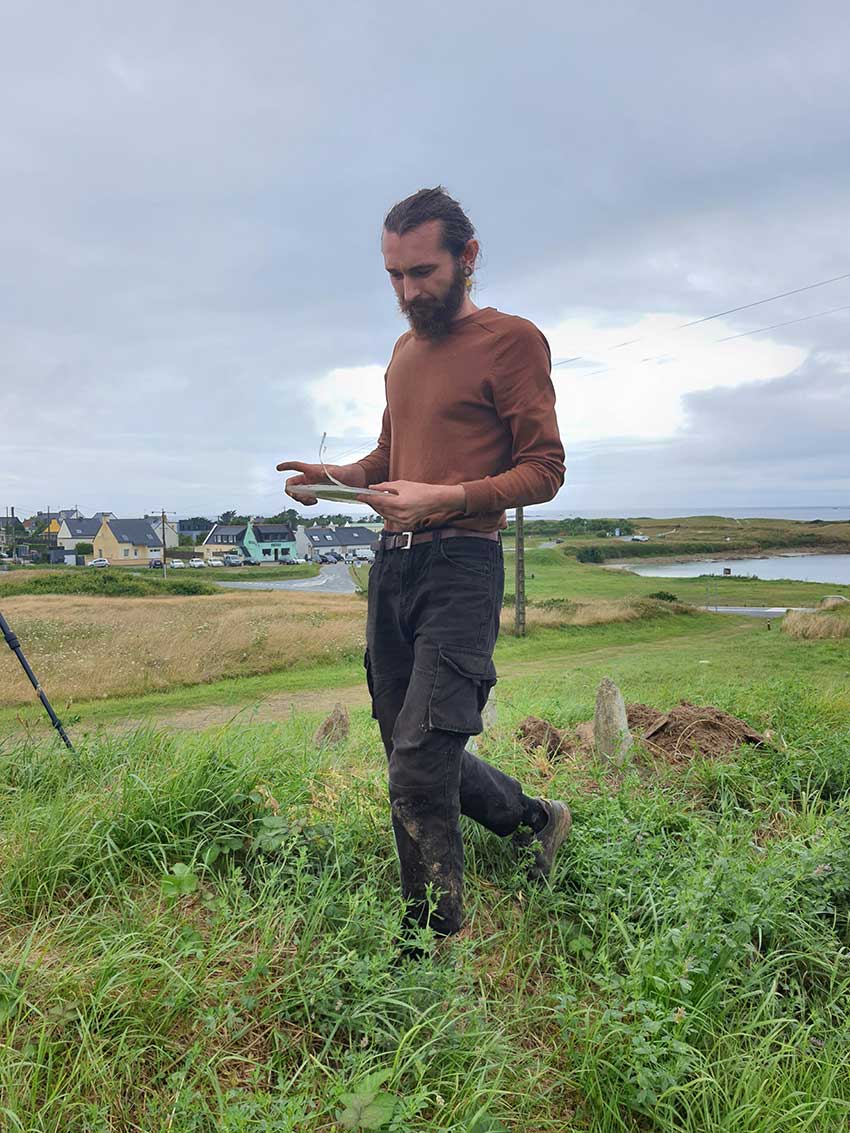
[123,549,129,557]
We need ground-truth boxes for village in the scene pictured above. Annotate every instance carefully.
[0,506,378,568]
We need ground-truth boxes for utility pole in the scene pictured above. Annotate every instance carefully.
[515,506,526,637]
[160,510,168,578]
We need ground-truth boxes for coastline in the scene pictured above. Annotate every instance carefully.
[603,544,850,570]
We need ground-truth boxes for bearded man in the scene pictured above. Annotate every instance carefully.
[278,186,570,945]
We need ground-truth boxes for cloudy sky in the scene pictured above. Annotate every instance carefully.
[2,3,849,521]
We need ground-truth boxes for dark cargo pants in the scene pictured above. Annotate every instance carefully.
[365,533,529,936]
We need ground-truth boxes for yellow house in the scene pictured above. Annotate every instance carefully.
[93,518,163,565]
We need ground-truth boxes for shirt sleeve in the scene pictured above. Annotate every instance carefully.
[354,401,391,486]
[460,321,566,515]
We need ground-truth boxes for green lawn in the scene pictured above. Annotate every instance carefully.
[1,619,848,1130]
[507,547,850,607]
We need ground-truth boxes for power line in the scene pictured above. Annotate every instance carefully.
[551,268,850,369]
[679,271,850,328]
[714,302,850,343]
[553,301,850,384]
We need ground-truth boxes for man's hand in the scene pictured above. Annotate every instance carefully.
[276,460,366,506]
[363,480,465,528]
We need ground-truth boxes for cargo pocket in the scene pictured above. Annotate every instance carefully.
[427,645,497,735]
[363,649,378,720]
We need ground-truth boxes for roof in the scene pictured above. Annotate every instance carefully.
[203,524,247,544]
[107,519,162,547]
[332,526,375,546]
[253,524,294,541]
[305,527,338,545]
[61,518,101,539]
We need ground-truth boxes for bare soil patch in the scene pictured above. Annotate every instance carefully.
[518,700,766,766]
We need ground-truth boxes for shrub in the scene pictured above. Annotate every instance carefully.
[647,590,678,602]
[576,546,605,563]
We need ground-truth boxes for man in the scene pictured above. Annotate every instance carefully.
[278,186,570,943]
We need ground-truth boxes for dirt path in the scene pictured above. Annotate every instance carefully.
[104,623,752,733]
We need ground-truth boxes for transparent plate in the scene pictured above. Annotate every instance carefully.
[288,484,390,504]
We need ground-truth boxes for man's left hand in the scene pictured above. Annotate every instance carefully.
[362,481,465,528]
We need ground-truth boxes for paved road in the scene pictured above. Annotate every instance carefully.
[698,605,815,618]
[216,562,356,594]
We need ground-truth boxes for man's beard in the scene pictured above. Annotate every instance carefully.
[399,261,467,341]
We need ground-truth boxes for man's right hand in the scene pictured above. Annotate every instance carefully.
[276,460,366,506]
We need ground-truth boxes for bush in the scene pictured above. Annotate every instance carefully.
[577,546,605,563]
[74,542,94,556]
[647,590,678,602]
[0,570,218,599]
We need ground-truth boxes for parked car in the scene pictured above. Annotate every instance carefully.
[206,557,224,567]
[87,558,110,568]
[148,559,163,569]
[222,554,243,566]
[169,559,186,568]
[188,558,206,568]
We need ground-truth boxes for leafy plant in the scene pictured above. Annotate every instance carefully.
[336,1070,396,1130]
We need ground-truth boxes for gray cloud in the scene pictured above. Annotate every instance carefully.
[2,2,849,517]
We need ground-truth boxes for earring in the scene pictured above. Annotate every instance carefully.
[463,264,473,291]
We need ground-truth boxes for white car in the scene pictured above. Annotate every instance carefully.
[188,558,207,568]
[169,559,186,569]
[87,558,110,568]
[206,558,224,567]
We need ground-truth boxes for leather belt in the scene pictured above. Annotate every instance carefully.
[378,527,501,551]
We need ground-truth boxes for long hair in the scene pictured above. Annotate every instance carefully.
[383,186,476,257]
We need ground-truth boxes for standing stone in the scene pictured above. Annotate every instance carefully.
[469,690,497,755]
[313,703,349,748]
[593,677,632,765]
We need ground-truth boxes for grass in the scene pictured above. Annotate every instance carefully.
[0,569,218,598]
[0,647,849,1129]
[783,601,850,639]
[507,547,850,608]
[0,592,366,707]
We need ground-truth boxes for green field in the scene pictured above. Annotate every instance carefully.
[2,519,850,1128]
[1,614,849,1130]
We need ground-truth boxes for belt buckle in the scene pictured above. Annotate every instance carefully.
[400,531,413,550]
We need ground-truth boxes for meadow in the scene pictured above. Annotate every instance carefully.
[0,622,848,1130]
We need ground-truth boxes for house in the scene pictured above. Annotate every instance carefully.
[0,514,24,552]
[201,524,246,560]
[142,516,179,548]
[297,524,376,560]
[56,517,102,552]
[202,520,297,563]
[92,518,163,564]
[177,518,214,543]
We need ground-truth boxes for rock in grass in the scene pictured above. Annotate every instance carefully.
[593,677,632,765]
[313,703,349,748]
[469,690,497,754]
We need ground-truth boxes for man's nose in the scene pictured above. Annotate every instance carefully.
[403,279,421,303]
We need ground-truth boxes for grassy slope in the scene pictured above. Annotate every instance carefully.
[0,629,849,1130]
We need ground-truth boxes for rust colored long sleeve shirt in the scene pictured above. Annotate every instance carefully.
[355,306,566,532]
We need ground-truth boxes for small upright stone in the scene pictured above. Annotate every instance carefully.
[469,690,497,754]
[593,678,632,765]
[313,703,349,748]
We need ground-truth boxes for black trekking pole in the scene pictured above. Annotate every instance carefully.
[0,609,75,753]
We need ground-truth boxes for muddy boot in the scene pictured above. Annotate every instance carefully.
[514,799,572,883]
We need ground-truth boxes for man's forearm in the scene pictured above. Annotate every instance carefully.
[332,464,368,488]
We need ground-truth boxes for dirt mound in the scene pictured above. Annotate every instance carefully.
[630,700,765,761]
[516,716,571,758]
[517,701,765,764]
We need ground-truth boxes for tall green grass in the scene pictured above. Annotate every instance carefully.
[0,570,218,598]
[0,677,848,1130]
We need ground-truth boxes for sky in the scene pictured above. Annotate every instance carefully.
[2,2,849,521]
